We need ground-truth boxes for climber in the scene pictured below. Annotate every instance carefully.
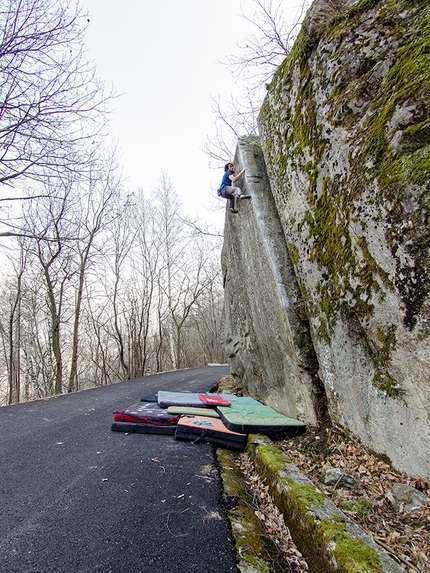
[217,162,251,214]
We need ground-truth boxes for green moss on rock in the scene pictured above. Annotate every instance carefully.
[339,499,374,517]
[255,443,291,475]
[254,443,326,509]
[259,0,430,339]
[304,176,390,338]
[288,243,300,266]
[248,441,390,573]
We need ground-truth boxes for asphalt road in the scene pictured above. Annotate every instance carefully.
[0,366,240,573]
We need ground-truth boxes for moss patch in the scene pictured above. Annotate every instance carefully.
[304,176,390,339]
[339,499,374,517]
[260,0,430,343]
[248,440,390,573]
[254,443,326,509]
[320,520,384,573]
[217,447,303,573]
[287,243,300,266]
[371,325,405,397]
[255,443,291,475]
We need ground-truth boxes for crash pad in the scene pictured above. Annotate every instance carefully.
[199,394,231,407]
[114,401,179,426]
[216,403,306,437]
[217,394,262,406]
[140,392,159,402]
[175,415,247,451]
[111,421,176,434]
[157,391,206,409]
[167,406,220,418]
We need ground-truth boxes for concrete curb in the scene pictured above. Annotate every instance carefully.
[244,435,406,573]
[218,435,406,573]
[217,447,276,573]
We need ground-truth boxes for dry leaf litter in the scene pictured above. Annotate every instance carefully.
[279,427,430,573]
[238,451,310,573]
[219,376,430,573]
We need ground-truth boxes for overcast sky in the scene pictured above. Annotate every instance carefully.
[81,0,309,228]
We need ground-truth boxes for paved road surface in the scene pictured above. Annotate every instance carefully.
[0,366,240,573]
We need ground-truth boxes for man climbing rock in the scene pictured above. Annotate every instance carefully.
[218,162,251,214]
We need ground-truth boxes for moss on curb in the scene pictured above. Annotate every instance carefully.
[319,520,384,573]
[217,449,271,572]
[216,448,280,573]
[246,438,394,573]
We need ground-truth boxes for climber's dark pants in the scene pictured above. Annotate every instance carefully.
[221,185,240,210]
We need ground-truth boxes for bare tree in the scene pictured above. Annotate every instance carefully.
[127,194,160,378]
[181,270,225,367]
[103,187,163,381]
[204,0,310,162]
[0,165,226,404]
[105,191,138,381]
[224,0,309,91]
[29,187,72,394]
[202,90,261,164]
[0,0,114,187]
[14,152,122,396]
[85,302,117,387]
[154,174,222,370]
[67,158,122,393]
[155,174,188,370]
[0,255,46,404]
[0,246,27,403]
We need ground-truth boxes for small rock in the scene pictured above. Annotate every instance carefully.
[392,483,428,513]
[321,465,358,490]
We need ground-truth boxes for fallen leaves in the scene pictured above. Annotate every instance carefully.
[238,452,310,573]
[279,428,430,573]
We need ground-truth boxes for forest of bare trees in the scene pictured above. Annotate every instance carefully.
[0,166,225,405]
[0,0,224,405]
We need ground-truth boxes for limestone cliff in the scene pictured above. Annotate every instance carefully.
[222,0,430,479]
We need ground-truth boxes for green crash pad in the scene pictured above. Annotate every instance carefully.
[167,406,220,418]
[216,403,306,437]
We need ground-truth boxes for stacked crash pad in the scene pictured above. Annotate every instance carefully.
[175,415,248,450]
[111,401,180,434]
[111,391,306,451]
[217,402,305,436]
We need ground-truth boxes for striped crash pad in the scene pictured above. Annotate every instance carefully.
[111,421,177,434]
[113,401,179,425]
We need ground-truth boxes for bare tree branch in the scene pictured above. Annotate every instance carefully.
[204,0,311,163]
[0,0,117,187]
[178,215,224,238]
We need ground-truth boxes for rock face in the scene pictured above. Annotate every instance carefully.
[222,135,323,425]
[222,0,430,479]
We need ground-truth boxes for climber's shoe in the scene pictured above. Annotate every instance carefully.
[240,195,251,199]
[230,208,238,214]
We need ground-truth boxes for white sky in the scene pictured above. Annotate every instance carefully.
[80,0,308,229]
